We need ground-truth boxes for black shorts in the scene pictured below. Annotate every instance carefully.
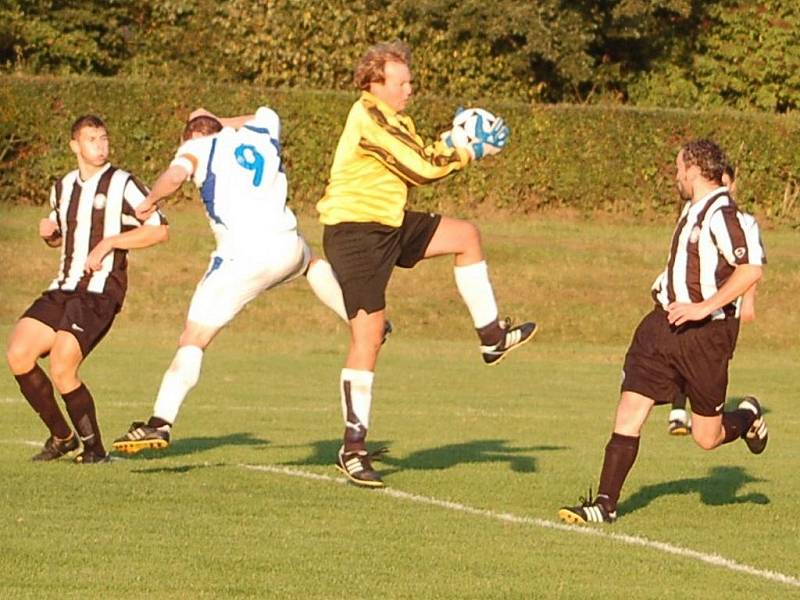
[22,289,119,358]
[323,210,442,319]
[621,306,740,417]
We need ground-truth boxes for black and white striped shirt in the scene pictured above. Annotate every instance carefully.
[46,163,166,306]
[652,187,766,320]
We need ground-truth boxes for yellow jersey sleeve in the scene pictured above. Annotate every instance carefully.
[317,92,470,228]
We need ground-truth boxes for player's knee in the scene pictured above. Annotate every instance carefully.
[350,332,382,357]
[48,362,78,393]
[460,221,482,251]
[6,339,38,374]
[692,432,719,451]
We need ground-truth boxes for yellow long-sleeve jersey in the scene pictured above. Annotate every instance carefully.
[317,91,471,228]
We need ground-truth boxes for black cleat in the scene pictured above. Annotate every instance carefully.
[31,433,79,461]
[481,319,537,366]
[112,421,171,454]
[739,396,768,454]
[558,490,617,525]
[74,448,111,464]
[335,446,386,488]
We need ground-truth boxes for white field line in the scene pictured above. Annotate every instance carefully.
[0,436,797,587]
[240,463,800,589]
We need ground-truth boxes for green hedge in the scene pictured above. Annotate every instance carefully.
[2,76,799,223]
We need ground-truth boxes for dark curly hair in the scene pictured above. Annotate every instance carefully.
[680,139,729,185]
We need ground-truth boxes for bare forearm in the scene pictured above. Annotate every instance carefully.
[148,166,187,205]
[103,225,169,252]
[702,265,762,314]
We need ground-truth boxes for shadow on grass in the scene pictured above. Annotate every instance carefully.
[129,462,227,475]
[618,465,769,517]
[282,438,567,474]
[116,432,269,461]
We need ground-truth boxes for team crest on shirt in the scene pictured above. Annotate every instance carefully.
[734,247,746,258]
[689,225,701,244]
[93,194,107,210]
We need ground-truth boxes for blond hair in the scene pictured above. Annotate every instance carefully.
[354,40,411,90]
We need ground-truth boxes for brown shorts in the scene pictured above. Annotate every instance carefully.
[22,290,119,358]
[323,210,442,319]
[621,306,740,417]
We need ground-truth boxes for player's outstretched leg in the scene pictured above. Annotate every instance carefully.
[112,344,203,454]
[453,260,536,365]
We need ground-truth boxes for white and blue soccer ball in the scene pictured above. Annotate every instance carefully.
[448,108,499,148]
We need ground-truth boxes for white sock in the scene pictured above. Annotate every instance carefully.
[152,345,204,425]
[669,408,689,424]
[306,259,348,322]
[454,261,499,328]
[340,368,374,430]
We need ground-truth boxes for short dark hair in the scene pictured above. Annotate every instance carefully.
[722,163,735,183]
[680,139,728,184]
[354,40,411,90]
[71,115,106,140]
[182,115,223,141]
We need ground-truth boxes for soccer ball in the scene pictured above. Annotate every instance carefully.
[448,108,498,148]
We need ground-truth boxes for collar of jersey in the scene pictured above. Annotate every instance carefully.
[361,91,398,117]
[77,162,112,185]
[689,185,729,214]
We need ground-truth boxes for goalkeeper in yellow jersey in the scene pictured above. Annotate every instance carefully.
[316,40,537,488]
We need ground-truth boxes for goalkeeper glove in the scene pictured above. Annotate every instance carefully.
[467,115,509,160]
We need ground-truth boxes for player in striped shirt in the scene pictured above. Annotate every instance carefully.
[317,41,537,488]
[112,106,354,453]
[667,164,762,435]
[6,115,168,463]
[559,139,768,524]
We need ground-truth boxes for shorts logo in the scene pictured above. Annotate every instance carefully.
[93,194,107,210]
[71,323,84,332]
[715,401,724,412]
[734,247,746,259]
[689,226,701,244]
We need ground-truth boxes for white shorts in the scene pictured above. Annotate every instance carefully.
[187,232,311,328]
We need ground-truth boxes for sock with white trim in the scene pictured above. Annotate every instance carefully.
[340,368,374,452]
[152,345,204,425]
[306,259,348,322]
[62,383,104,455]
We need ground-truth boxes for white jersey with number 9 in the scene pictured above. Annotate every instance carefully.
[171,106,298,256]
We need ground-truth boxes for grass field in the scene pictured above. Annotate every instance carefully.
[1,203,799,599]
